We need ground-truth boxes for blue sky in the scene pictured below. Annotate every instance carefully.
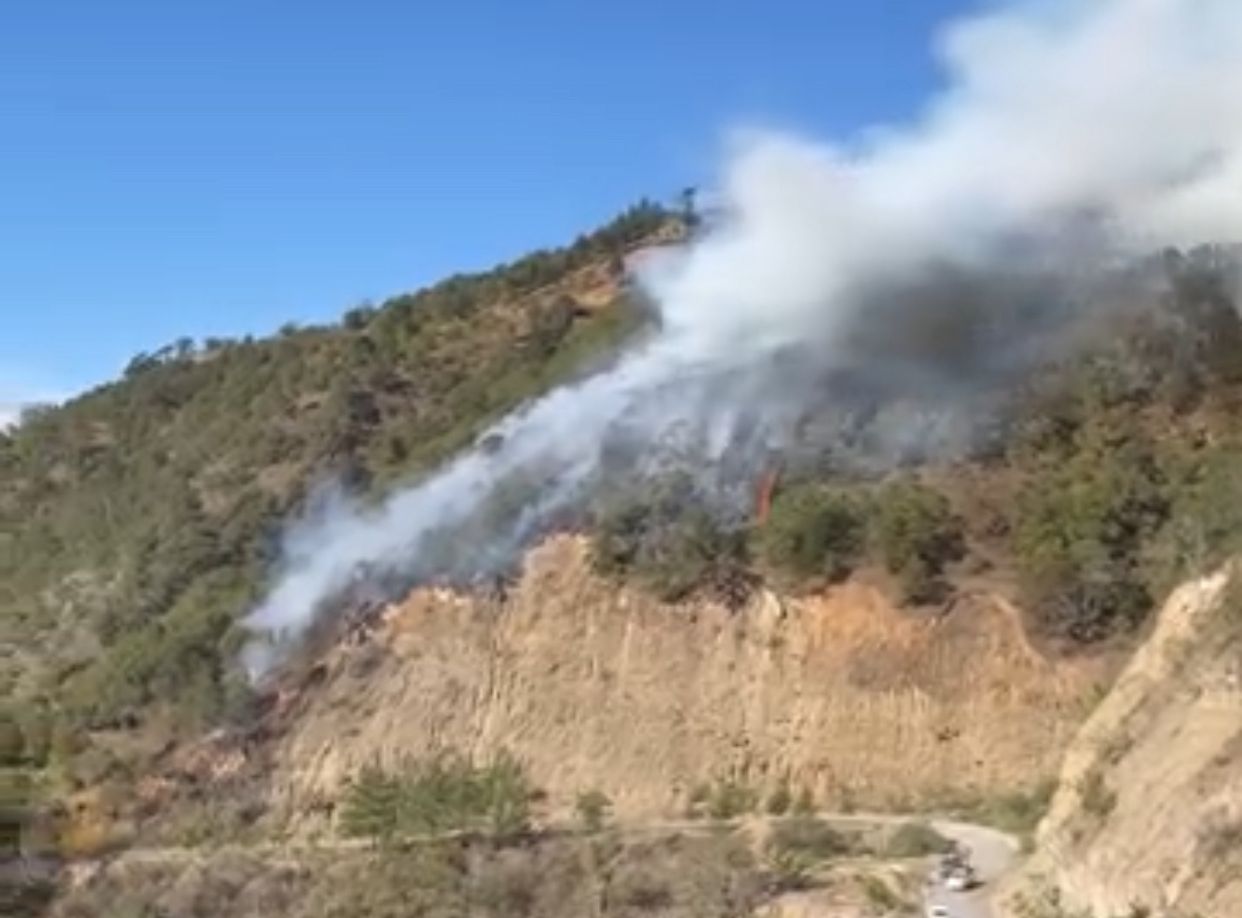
[0,0,971,405]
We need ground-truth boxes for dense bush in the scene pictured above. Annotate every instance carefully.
[755,484,864,586]
[934,781,1058,841]
[1142,438,1242,596]
[49,832,768,918]
[1015,430,1168,642]
[339,752,535,841]
[707,779,758,821]
[766,816,850,861]
[883,821,952,858]
[870,479,964,603]
[589,474,753,606]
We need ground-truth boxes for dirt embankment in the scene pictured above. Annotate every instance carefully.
[1000,570,1242,918]
[267,536,1103,823]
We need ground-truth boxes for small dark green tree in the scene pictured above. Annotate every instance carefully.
[396,754,481,834]
[339,763,401,842]
[481,752,534,838]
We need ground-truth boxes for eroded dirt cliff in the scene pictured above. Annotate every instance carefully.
[267,536,1103,823]
[1001,570,1242,918]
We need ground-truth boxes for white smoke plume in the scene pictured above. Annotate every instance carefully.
[243,0,1242,677]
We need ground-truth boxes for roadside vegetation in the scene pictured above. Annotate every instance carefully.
[50,775,944,918]
[338,752,537,842]
[914,781,1057,853]
[881,821,953,858]
[48,831,770,918]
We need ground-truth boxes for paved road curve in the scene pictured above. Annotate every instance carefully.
[80,809,1023,917]
[923,819,1021,918]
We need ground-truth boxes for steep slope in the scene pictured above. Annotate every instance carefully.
[1001,569,1242,918]
[266,536,1105,825]
[0,203,673,746]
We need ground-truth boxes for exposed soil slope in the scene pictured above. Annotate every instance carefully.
[268,536,1105,824]
[1001,570,1242,917]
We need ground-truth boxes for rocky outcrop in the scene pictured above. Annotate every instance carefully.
[1001,570,1242,918]
[268,536,1101,821]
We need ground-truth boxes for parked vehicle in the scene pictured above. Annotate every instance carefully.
[944,872,970,891]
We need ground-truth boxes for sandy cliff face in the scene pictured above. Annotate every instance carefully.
[267,537,1100,821]
[1001,571,1242,918]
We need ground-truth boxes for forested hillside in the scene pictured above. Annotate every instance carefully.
[0,202,673,756]
[6,208,1242,885]
[585,246,1242,641]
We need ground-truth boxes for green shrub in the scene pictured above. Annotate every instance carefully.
[883,821,952,858]
[1144,438,1242,596]
[756,484,864,585]
[708,780,758,821]
[1014,437,1167,641]
[589,475,753,606]
[970,782,1056,836]
[339,763,402,841]
[929,782,1056,846]
[479,752,534,838]
[766,816,849,861]
[765,783,792,816]
[870,479,964,603]
[339,752,535,841]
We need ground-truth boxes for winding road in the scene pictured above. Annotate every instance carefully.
[72,810,1022,917]
[923,818,1020,918]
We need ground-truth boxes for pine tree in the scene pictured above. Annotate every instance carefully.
[339,763,400,841]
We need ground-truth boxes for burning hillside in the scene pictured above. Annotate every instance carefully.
[244,0,1242,675]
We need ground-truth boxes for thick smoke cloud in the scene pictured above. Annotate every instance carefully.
[242,0,1242,677]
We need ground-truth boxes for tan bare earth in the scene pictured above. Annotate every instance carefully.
[268,536,1104,824]
[1000,570,1242,918]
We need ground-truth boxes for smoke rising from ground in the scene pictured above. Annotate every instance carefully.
[242,0,1242,676]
